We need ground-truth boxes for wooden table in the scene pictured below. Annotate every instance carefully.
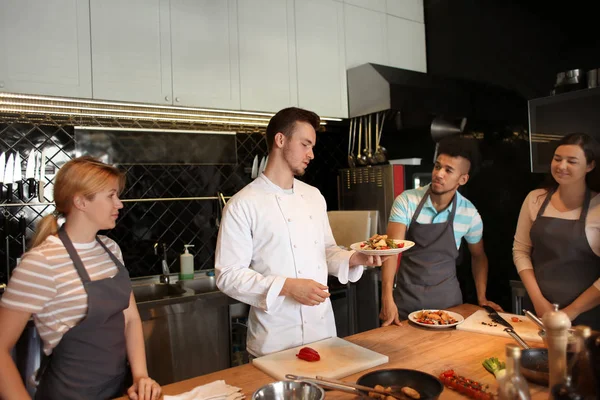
[121,304,550,399]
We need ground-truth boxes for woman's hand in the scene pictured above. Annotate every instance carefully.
[533,297,554,319]
[127,376,161,400]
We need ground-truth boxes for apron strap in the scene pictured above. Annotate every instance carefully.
[58,226,91,283]
[95,236,126,271]
[536,189,555,218]
[537,187,591,222]
[410,188,432,225]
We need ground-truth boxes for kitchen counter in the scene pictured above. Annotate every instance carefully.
[118,304,550,399]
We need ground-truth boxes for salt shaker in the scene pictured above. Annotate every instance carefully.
[543,304,572,393]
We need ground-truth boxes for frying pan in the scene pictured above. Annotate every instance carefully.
[505,328,574,387]
[356,369,444,399]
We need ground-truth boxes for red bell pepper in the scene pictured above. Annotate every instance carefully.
[296,347,320,362]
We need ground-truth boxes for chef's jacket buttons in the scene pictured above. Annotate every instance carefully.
[314,240,318,244]
[317,265,321,269]
[277,196,282,200]
[298,270,302,274]
[287,218,292,222]
[293,244,297,248]
[309,215,313,219]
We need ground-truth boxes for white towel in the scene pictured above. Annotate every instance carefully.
[164,380,244,400]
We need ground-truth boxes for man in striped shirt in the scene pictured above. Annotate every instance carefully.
[380,137,503,325]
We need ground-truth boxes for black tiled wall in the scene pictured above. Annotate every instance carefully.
[0,115,348,282]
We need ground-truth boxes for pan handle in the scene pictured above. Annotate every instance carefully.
[285,374,360,395]
[504,328,531,349]
[523,309,545,330]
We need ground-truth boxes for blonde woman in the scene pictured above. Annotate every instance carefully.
[0,156,161,400]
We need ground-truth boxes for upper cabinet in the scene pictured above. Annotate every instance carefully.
[169,0,240,110]
[386,0,424,23]
[0,0,92,98]
[1,0,426,117]
[295,0,347,118]
[237,0,297,113]
[90,0,172,104]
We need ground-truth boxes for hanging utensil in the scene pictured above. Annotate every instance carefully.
[347,118,355,168]
[16,213,26,266]
[357,116,368,166]
[14,151,23,201]
[367,113,377,165]
[374,111,389,164]
[5,153,14,203]
[0,152,5,201]
[38,150,46,203]
[26,150,36,199]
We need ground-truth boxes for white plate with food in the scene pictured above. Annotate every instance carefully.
[408,309,464,328]
[350,234,415,256]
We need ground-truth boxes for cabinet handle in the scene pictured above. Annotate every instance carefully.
[175,97,180,103]
[165,96,170,102]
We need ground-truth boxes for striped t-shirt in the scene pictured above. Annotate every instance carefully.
[0,235,123,355]
[389,184,483,249]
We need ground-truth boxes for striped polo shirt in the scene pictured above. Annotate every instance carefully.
[389,184,483,249]
[0,235,122,355]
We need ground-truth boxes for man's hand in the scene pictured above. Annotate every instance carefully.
[379,296,402,326]
[478,299,503,312]
[280,278,330,306]
[127,377,161,400]
[349,252,391,267]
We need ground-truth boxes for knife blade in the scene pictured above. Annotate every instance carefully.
[25,150,36,199]
[4,153,14,203]
[0,152,5,201]
[14,151,23,201]
[482,305,514,329]
[38,150,46,203]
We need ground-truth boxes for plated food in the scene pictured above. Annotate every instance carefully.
[350,234,415,256]
[408,310,464,328]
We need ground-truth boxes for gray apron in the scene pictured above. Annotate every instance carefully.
[530,188,600,330]
[35,227,131,400]
[394,189,462,319]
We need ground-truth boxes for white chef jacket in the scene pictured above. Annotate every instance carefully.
[215,173,364,356]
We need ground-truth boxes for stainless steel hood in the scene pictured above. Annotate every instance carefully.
[347,63,526,124]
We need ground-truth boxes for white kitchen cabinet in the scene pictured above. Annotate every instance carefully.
[344,0,386,13]
[169,0,240,110]
[295,0,347,118]
[386,0,424,23]
[344,4,388,69]
[237,0,298,112]
[386,15,427,72]
[0,0,92,98]
[90,0,172,104]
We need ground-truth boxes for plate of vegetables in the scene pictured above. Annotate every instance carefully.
[408,309,464,328]
[350,234,415,256]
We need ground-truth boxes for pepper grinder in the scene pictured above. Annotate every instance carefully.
[543,303,571,394]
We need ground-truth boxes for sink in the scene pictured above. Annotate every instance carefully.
[177,276,219,294]
[132,283,187,303]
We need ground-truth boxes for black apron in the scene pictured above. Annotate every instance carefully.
[394,189,462,319]
[35,227,131,400]
[529,189,600,330]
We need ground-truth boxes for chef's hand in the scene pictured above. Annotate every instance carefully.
[128,376,161,400]
[379,296,402,327]
[532,297,554,319]
[349,252,390,267]
[478,299,503,312]
[281,278,330,306]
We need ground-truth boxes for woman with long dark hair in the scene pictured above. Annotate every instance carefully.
[0,156,160,399]
[513,133,600,329]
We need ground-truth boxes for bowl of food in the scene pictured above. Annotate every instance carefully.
[252,380,324,400]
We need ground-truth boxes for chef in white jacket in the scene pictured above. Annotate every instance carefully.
[215,107,385,357]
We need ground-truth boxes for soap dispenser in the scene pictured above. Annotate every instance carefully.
[179,245,195,280]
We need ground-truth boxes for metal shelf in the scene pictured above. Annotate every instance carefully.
[0,195,232,207]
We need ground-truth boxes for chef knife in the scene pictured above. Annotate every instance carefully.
[25,150,36,199]
[482,305,514,329]
[38,150,46,203]
[14,151,23,201]
[0,152,5,201]
[4,153,14,203]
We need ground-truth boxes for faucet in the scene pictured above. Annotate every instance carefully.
[154,242,170,284]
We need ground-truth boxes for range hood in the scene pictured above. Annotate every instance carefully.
[347,63,526,124]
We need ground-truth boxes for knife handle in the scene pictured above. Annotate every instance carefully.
[6,183,12,203]
[16,181,23,202]
[38,181,44,203]
[27,178,36,199]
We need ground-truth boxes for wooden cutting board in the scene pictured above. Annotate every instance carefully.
[456,309,543,344]
[251,336,389,381]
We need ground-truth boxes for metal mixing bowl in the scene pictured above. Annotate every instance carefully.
[252,380,325,400]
